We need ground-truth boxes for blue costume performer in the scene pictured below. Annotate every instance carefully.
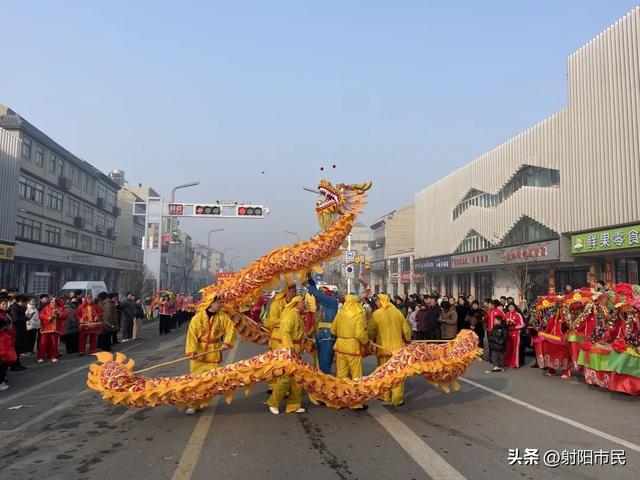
[307,276,338,374]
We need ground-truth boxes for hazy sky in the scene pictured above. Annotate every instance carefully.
[2,1,638,267]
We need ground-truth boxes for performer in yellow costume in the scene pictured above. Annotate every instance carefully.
[263,285,296,391]
[368,294,411,406]
[331,294,369,410]
[184,295,235,414]
[267,295,306,414]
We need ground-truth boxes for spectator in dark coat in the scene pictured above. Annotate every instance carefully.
[8,294,29,370]
[64,298,80,354]
[423,296,442,340]
[455,296,470,332]
[488,316,509,372]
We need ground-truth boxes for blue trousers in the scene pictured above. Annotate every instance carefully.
[316,328,334,374]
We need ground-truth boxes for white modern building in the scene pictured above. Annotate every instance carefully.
[414,7,640,302]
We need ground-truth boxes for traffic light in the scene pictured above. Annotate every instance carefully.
[236,205,264,217]
[195,205,221,216]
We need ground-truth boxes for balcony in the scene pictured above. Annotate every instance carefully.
[106,227,116,239]
[96,224,104,234]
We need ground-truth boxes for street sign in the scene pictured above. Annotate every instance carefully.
[168,203,185,216]
[346,250,356,262]
[345,264,355,279]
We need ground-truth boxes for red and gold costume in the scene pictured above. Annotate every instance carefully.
[75,299,102,354]
[38,298,69,361]
[504,310,524,368]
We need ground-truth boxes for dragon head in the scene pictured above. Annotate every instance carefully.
[315,179,372,230]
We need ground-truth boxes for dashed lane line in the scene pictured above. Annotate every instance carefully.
[368,401,466,480]
[170,343,240,480]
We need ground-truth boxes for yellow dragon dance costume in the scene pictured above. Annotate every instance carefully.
[87,180,482,409]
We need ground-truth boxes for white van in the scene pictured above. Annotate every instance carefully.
[60,281,109,299]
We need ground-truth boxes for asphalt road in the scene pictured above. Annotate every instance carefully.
[1,322,639,480]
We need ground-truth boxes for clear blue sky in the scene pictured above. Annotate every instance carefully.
[2,1,638,267]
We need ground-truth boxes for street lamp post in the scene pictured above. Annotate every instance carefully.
[164,181,200,289]
[220,247,233,272]
[207,229,224,281]
[284,230,301,243]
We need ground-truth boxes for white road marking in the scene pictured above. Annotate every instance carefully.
[459,377,640,454]
[171,344,240,480]
[368,401,466,480]
[0,334,182,407]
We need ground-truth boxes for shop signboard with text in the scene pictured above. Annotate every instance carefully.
[414,256,452,272]
[450,240,560,269]
[571,224,640,254]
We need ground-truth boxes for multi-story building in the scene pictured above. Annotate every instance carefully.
[0,106,139,293]
[369,205,415,294]
[192,243,214,291]
[414,7,640,303]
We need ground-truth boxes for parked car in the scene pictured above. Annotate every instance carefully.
[59,281,108,299]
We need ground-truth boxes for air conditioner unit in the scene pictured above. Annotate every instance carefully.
[106,228,114,238]
[96,224,104,233]
[74,216,85,228]
[96,197,105,208]
[58,176,70,190]
[112,206,121,216]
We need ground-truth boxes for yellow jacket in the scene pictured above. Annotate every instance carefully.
[279,308,304,353]
[367,304,411,356]
[305,293,317,313]
[186,309,235,364]
[264,291,287,349]
[331,296,368,355]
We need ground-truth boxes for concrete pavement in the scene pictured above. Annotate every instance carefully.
[0,324,638,479]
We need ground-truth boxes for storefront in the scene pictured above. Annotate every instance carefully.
[571,224,640,287]
[414,256,452,296]
[450,240,561,303]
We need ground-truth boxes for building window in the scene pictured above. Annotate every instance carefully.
[21,136,32,160]
[105,215,115,230]
[500,217,557,247]
[474,272,493,301]
[390,258,398,273]
[67,198,80,218]
[49,153,57,174]
[35,145,45,167]
[80,234,92,252]
[84,174,94,194]
[16,216,42,242]
[57,158,64,177]
[47,189,64,211]
[82,205,94,225]
[452,165,560,220]
[44,224,62,245]
[95,238,105,255]
[454,230,493,254]
[71,166,81,188]
[400,257,411,272]
[96,212,105,231]
[18,175,44,203]
[106,241,114,256]
[65,230,79,249]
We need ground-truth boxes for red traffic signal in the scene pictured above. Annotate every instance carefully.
[237,205,263,216]
[195,205,221,216]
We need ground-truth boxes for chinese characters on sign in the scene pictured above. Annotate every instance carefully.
[572,224,640,254]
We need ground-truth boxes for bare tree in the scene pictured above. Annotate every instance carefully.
[121,265,156,297]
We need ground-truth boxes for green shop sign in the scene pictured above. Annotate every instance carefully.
[572,224,640,254]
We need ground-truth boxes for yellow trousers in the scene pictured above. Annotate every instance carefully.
[377,355,404,406]
[190,360,220,375]
[188,360,220,408]
[267,375,302,413]
[336,353,364,408]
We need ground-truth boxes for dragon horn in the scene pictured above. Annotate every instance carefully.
[351,181,372,192]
